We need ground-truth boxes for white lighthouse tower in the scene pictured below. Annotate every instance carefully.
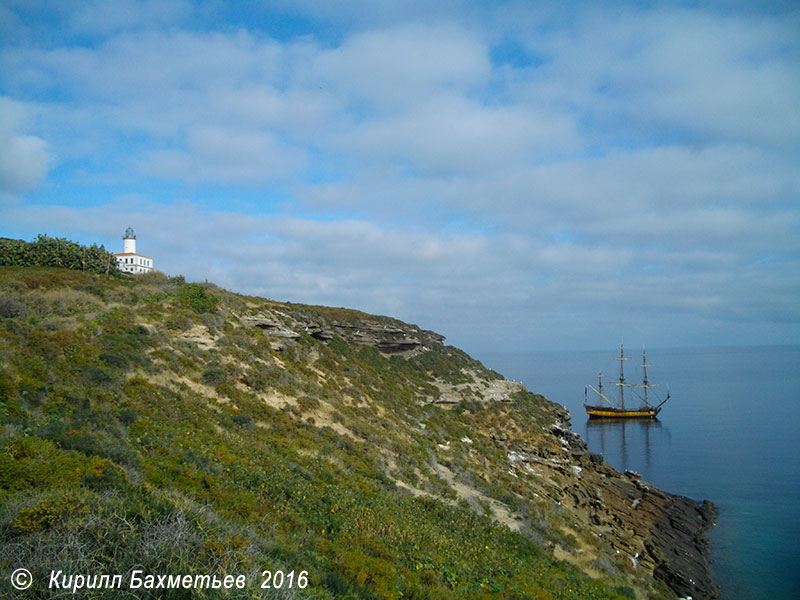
[123,226,136,254]
[114,226,154,274]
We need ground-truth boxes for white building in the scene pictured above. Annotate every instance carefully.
[115,227,154,274]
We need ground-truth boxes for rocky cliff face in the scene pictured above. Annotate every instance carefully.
[462,400,718,599]
[545,417,718,599]
[237,302,718,599]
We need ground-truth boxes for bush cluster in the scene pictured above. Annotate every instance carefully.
[177,282,219,313]
[0,234,118,275]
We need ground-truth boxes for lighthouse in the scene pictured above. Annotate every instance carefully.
[123,226,136,254]
[114,227,154,274]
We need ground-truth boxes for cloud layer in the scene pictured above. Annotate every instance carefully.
[1,1,798,351]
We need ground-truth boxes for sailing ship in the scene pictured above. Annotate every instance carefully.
[584,344,669,419]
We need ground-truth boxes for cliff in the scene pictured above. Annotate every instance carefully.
[0,267,715,599]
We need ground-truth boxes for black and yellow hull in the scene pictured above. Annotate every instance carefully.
[584,404,661,419]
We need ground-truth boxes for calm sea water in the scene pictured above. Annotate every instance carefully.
[476,345,800,600]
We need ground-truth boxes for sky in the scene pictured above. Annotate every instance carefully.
[1,0,798,353]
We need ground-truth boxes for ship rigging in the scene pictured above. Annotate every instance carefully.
[584,344,669,419]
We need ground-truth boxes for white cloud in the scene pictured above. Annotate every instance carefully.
[310,23,491,110]
[429,144,800,246]
[210,85,342,139]
[334,94,579,174]
[0,97,49,193]
[77,30,280,106]
[141,126,306,184]
[514,7,800,148]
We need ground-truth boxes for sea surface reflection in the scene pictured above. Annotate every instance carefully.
[583,418,670,474]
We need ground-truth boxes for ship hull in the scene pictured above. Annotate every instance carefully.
[584,404,660,419]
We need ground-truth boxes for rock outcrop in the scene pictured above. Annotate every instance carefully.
[304,321,444,352]
[240,308,444,354]
[648,497,718,599]
[240,315,300,338]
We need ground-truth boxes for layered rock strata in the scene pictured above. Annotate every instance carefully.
[240,309,444,354]
[502,407,718,599]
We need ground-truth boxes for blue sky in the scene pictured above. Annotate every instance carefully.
[1,0,798,352]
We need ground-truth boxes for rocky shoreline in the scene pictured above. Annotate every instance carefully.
[649,494,718,599]
[548,407,719,599]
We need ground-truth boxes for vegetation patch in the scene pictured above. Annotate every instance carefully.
[177,282,219,313]
[0,264,666,600]
[0,235,118,275]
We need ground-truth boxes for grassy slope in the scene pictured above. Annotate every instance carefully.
[0,267,645,599]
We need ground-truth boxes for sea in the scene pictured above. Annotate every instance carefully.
[476,345,800,600]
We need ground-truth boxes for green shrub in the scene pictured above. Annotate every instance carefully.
[0,295,26,318]
[298,395,321,411]
[201,365,227,386]
[165,312,193,331]
[73,283,106,298]
[243,364,281,391]
[177,283,218,313]
[231,414,254,429]
[118,409,138,426]
[12,492,87,533]
[0,369,17,401]
[99,352,130,370]
[84,365,117,386]
[81,458,129,490]
[200,312,223,331]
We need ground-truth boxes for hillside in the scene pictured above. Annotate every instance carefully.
[0,267,716,599]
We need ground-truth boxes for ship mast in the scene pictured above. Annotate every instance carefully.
[641,348,654,408]
[587,370,613,406]
[615,342,633,409]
